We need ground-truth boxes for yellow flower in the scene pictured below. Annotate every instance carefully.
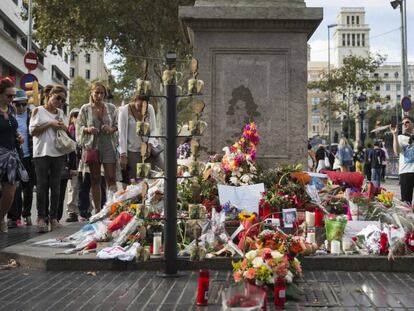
[129,204,138,210]
[239,212,256,221]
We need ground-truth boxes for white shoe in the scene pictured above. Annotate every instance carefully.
[0,218,8,233]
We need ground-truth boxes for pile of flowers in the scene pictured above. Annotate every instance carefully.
[221,122,259,186]
[232,247,302,286]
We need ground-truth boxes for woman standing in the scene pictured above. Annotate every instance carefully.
[76,82,118,213]
[337,138,354,172]
[0,78,28,232]
[118,94,159,182]
[29,85,67,232]
[354,145,365,174]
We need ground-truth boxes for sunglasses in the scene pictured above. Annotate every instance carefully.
[403,121,411,125]
[14,102,27,107]
[5,94,15,99]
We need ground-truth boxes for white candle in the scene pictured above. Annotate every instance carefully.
[305,212,315,227]
[153,233,162,255]
[331,240,341,255]
[342,240,352,252]
[306,232,316,244]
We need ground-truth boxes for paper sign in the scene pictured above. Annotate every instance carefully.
[218,183,265,214]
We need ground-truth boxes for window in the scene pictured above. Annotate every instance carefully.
[342,34,346,46]
[394,72,399,78]
[70,52,76,61]
[373,73,379,78]
[64,53,69,63]
[376,105,381,111]
[362,34,365,47]
[3,21,17,39]
[357,34,360,46]
[70,67,75,78]
[311,97,320,106]
[312,115,320,125]
[12,0,18,5]
[347,34,351,46]
[375,85,380,91]
[386,84,391,91]
[85,53,91,63]
[351,16,355,25]
[384,73,389,78]
[409,85,412,91]
[20,37,27,49]
[386,95,391,101]
[312,126,316,132]
[397,84,401,91]
[347,16,350,25]
[356,16,360,24]
[352,34,355,46]
[397,94,401,101]
[58,47,63,57]
[86,69,90,80]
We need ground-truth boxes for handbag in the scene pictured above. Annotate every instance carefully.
[55,130,77,154]
[82,148,100,164]
[324,154,330,168]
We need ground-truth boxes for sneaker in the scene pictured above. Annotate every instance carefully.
[16,219,22,226]
[7,219,17,229]
[25,217,32,226]
[49,219,61,231]
[37,218,48,233]
[66,213,78,223]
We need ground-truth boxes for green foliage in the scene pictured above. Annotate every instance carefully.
[69,76,90,109]
[32,0,196,95]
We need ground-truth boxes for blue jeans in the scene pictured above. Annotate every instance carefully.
[371,168,382,188]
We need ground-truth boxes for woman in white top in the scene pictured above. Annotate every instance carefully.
[118,94,160,182]
[29,85,67,233]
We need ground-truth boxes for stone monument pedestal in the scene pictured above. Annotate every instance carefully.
[179,0,322,167]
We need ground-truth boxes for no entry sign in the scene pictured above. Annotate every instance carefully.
[20,73,38,90]
[24,52,38,71]
[401,96,412,112]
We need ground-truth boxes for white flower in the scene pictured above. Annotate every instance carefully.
[245,250,257,261]
[252,257,264,268]
[286,271,293,283]
[271,251,283,260]
[222,147,230,155]
[230,176,239,185]
[240,174,251,184]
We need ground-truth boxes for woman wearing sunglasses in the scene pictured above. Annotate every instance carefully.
[29,85,68,232]
[0,78,28,233]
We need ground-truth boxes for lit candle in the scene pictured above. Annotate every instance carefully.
[331,240,341,255]
[306,232,316,244]
[153,232,162,256]
[342,239,352,252]
[305,211,315,227]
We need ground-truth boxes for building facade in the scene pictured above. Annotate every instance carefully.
[308,6,414,139]
[70,48,110,83]
[0,0,70,89]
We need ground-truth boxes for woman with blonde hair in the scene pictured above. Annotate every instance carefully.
[76,82,118,213]
[337,137,354,172]
[29,84,67,232]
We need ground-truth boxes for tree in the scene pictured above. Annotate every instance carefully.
[308,53,386,143]
[69,76,90,109]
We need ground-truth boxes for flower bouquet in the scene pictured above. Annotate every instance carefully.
[221,122,259,186]
[325,215,347,241]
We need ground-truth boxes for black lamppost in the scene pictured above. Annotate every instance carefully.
[358,93,367,143]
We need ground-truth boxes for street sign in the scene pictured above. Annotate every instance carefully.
[401,96,412,112]
[20,73,38,90]
[24,52,38,71]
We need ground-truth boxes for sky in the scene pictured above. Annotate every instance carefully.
[305,0,413,63]
[104,0,414,72]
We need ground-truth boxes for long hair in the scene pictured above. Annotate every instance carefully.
[89,81,107,104]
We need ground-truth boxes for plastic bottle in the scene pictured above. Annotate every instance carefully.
[196,269,209,306]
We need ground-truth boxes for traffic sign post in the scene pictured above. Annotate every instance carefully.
[20,73,38,90]
[24,52,38,71]
[401,96,412,112]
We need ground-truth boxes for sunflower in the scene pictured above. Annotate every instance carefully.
[238,212,256,221]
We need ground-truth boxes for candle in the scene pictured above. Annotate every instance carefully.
[315,209,324,227]
[153,232,162,255]
[305,211,315,227]
[331,240,341,255]
[306,232,316,244]
[342,239,352,252]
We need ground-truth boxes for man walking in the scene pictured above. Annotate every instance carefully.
[369,141,385,188]
[392,117,414,204]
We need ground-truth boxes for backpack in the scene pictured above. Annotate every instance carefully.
[340,145,353,166]
[371,148,384,168]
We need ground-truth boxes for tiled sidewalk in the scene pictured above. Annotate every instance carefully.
[0,269,413,310]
